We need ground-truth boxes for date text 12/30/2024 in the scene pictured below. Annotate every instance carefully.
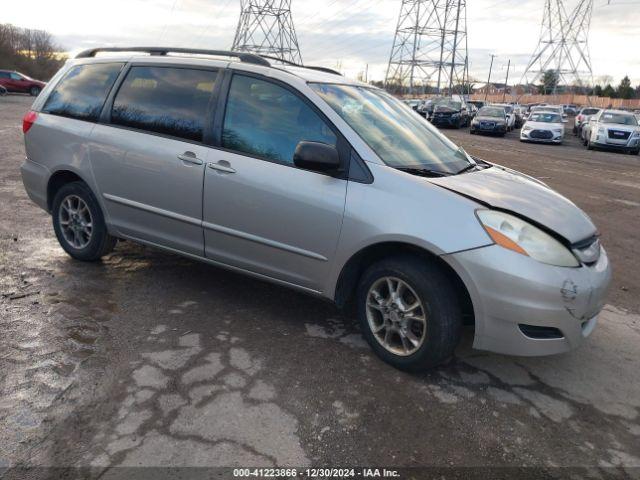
[233,468,401,478]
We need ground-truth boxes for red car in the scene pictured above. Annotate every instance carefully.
[0,70,46,96]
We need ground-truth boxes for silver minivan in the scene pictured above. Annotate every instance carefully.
[21,48,611,371]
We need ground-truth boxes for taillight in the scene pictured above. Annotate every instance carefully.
[22,111,38,134]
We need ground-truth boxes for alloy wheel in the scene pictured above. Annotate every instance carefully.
[365,276,427,356]
[58,195,93,249]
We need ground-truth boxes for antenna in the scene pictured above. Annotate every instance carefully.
[231,0,303,65]
[385,0,468,96]
[521,0,594,91]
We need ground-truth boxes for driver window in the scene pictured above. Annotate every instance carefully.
[222,75,337,166]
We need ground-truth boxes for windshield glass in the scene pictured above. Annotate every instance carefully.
[601,112,638,126]
[478,107,505,118]
[310,84,472,173]
[582,108,599,115]
[529,112,562,123]
[499,105,513,113]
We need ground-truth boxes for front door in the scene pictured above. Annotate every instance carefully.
[90,65,219,256]
[202,74,347,292]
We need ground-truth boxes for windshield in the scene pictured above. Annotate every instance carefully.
[478,107,505,118]
[500,105,513,114]
[310,84,472,173]
[529,112,562,123]
[582,108,599,115]
[433,98,462,110]
[601,112,638,126]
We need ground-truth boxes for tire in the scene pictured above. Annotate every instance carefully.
[356,255,463,372]
[587,141,594,150]
[52,181,116,261]
[29,86,41,96]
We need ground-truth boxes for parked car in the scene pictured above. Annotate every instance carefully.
[469,106,508,136]
[563,104,578,116]
[582,110,640,154]
[520,111,565,144]
[404,99,422,111]
[430,97,471,128]
[467,100,485,111]
[574,107,601,136]
[20,47,611,371]
[468,103,478,120]
[0,70,46,96]
[491,104,516,131]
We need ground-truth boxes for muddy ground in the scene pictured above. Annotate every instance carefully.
[1,95,639,478]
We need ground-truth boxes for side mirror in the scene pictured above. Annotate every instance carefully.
[293,141,340,173]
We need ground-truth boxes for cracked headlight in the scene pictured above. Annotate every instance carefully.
[476,210,579,267]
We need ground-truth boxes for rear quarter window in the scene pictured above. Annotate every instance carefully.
[42,63,124,122]
[110,66,218,142]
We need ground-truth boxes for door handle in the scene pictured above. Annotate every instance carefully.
[208,161,236,174]
[178,152,203,166]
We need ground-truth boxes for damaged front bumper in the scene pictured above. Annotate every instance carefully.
[444,243,612,356]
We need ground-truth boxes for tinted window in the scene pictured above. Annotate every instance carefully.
[42,63,123,122]
[0,72,10,79]
[10,73,22,80]
[111,66,217,142]
[222,75,337,164]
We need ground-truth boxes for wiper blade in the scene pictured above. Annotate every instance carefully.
[396,167,451,178]
[455,163,478,175]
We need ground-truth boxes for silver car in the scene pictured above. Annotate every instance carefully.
[20,47,611,371]
[583,109,640,154]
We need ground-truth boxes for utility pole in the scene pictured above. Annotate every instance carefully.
[485,54,496,102]
[232,0,303,64]
[502,59,511,102]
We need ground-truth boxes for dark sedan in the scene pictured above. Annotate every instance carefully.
[470,106,508,136]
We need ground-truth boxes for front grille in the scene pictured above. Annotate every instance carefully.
[519,324,564,339]
[607,129,630,140]
[530,129,553,139]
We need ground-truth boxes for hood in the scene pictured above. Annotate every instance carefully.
[475,115,505,122]
[434,106,458,113]
[601,123,638,132]
[427,166,596,244]
[524,121,563,129]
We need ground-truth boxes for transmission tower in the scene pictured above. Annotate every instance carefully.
[231,0,303,64]
[521,0,594,90]
[385,0,468,96]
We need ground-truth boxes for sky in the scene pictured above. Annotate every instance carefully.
[3,0,640,86]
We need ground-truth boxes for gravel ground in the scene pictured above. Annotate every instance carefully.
[1,95,639,478]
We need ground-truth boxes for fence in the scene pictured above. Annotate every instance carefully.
[469,93,640,109]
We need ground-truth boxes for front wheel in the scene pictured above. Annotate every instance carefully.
[29,86,41,96]
[356,256,463,372]
[52,181,116,261]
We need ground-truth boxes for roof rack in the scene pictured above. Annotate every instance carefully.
[259,55,343,76]
[75,47,270,67]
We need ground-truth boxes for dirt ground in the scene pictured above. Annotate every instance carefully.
[1,94,639,478]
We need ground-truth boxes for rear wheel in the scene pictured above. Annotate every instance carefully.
[356,256,463,372]
[52,181,116,261]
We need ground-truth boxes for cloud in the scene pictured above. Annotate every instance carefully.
[3,0,638,84]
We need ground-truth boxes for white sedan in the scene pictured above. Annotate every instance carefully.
[520,111,565,144]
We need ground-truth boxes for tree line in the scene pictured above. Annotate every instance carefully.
[541,69,640,99]
[0,24,66,81]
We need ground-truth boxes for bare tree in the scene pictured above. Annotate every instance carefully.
[0,23,66,80]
